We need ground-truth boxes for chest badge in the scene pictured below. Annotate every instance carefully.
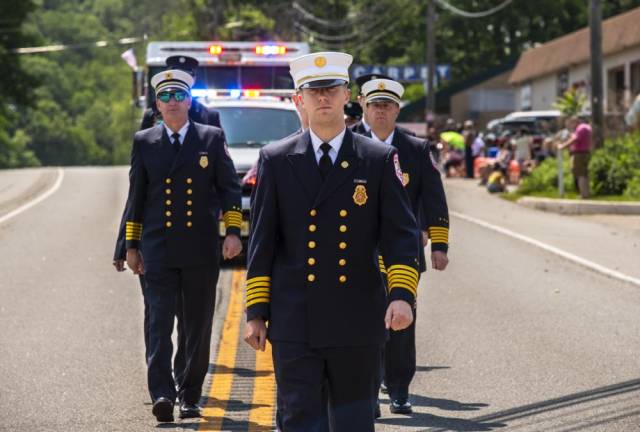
[353,184,368,206]
[403,172,410,186]
[199,155,209,169]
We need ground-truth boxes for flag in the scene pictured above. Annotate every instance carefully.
[121,48,138,70]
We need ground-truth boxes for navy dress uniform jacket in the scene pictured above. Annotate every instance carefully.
[123,122,241,270]
[366,128,450,273]
[245,129,420,348]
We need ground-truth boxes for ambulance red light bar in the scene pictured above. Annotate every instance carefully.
[209,45,223,55]
[255,45,287,55]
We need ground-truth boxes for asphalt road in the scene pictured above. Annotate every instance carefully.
[0,168,638,431]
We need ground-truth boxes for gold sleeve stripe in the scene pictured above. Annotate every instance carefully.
[389,281,417,294]
[247,284,271,291]
[246,297,270,307]
[428,227,449,243]
[378,255,387,273]
[125,222,143,241]
[388,274,418,286]
[247,276,271,284]
[387,264,419,277]
[246,293,270,301]
[247,288,270,296]
[387,266,419,283]
[247,281,271,289]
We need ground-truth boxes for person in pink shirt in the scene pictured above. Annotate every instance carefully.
[559,117,592,198]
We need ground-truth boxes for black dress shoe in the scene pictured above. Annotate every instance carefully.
[374,400,381,419]
[179,402,202,419]
[390,398,412,414]
[152,397,174,422]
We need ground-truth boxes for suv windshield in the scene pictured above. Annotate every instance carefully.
[216,107,301,147]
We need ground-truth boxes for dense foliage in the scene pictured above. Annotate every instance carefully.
[519,132,640,198]
[2,0,640,167]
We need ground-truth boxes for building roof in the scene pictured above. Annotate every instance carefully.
[398,59,516,122]
[509,6,640,84]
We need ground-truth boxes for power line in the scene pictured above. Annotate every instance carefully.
[291,1,367,29]
[434,0,513,18]
[293,9,405,44]
[13,36,143,54]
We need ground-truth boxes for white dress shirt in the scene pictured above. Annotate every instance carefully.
[164,121,190,145]
[309,127,346,164]
[370,129,395,146]
[361,118,372,132]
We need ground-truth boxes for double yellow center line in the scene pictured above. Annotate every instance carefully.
[199,270,276,431]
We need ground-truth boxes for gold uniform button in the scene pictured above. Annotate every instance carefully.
[187,200,193,206]
[166,200,172,205]
[165,188,172,195]
[308,224,317,232]
[339,275,347,283]
[165,178,172,184]
[186,178,193,184]
[187,210,193,216]
[308,241,316,249]
[310,209,317,217]
[165,211,172,217]
[187,189,193,195]
[186,221,193,228]
[340,210,347,217]
[165,221,172,228]
[308,258,316,266]
[307,274,316,282]
[339,225,347,233]
[339,259,346,266]
[339,242,347,250]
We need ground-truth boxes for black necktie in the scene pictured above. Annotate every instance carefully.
[319,143,332,180]
[171,132,181,155]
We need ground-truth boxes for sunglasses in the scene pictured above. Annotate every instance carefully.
[157,91,189,103]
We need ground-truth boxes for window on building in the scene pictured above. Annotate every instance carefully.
[557,69,569,96]
[631,61,640,97]
[607,66,625,113]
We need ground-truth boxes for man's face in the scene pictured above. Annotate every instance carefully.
[300,85,350,127]
[364,100,399,131]
[156,90,191,123]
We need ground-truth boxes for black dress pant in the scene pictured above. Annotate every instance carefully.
[384,306,417,400]
[143,264,219,404]
[272,341,380,432]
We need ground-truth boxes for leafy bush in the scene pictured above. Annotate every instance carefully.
[589,132,640,196]
[518,157,573,194]
[519,132,640,198]
[624,171,640,199]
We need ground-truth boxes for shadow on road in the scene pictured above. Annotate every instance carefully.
[376,411,505,431]
[414,378,640,431]
[416,365,451,373]
[207,363,273,378]
[409,394,488,411]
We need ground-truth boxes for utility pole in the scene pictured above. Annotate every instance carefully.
[426,0,436,125]
[589,0,604,148]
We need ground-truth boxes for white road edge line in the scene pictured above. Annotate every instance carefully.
[451,210,640,288]
[0,167,65,225]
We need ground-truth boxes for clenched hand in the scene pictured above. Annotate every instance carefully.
[385,300,413,331]
[244,318,267,351]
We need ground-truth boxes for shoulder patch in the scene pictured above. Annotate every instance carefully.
[393,153,404,184]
